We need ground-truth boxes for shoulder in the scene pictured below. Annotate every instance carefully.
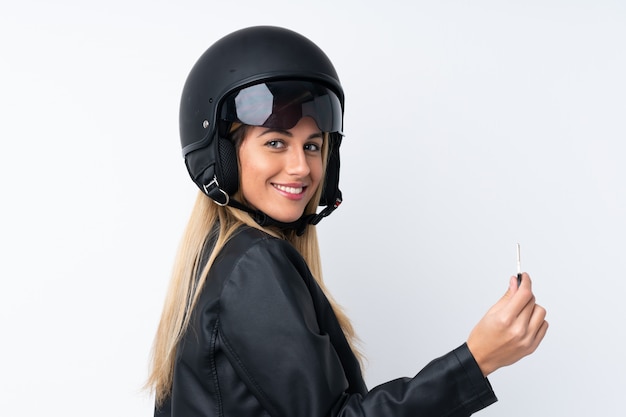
[207,226,320,336]
[204,226,311,294]
[214,229,324,349]
[226,226,293,256]
[214,226,304,271]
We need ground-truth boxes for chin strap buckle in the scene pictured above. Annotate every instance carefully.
[203,176,230,206]
[309,197,342,226]
[294,198,342,236]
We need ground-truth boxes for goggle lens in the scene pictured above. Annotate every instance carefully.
[220,80,342,133]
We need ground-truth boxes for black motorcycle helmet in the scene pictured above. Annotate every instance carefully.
[179,26,344,234]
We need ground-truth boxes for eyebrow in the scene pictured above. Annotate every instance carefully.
[257,128,323,140]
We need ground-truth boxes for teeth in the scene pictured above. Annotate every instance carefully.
[274,184,303,194]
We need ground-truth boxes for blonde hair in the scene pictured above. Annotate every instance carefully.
[146,129,361,406]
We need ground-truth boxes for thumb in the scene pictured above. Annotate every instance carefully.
[486,276,518,313]
[500,275,518,302]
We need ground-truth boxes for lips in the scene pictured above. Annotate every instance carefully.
[273,184,306,195]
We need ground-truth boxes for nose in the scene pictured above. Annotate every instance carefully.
[285,147,310,177]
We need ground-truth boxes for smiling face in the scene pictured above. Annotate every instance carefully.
[237,117,324,223]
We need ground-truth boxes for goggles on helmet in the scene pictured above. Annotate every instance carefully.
[219,80,343,134]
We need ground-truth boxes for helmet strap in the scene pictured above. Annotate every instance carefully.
[225,197,342,236]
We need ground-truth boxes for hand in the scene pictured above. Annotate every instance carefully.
[466,273,548,377]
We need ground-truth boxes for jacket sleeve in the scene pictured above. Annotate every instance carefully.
[332,344,497,417]
[217,238,497,417]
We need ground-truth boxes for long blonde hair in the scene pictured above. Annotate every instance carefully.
[146,128,361,406]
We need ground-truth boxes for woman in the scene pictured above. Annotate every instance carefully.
[147,26,548,417]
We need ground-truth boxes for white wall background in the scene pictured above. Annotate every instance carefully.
[1,1,624,415]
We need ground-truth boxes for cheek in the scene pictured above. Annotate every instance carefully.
[237,146,256,196]
[310,156,324,187]
[238,158,260,196]
[238,151,275,200]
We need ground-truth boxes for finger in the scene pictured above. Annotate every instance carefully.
[529,318,549,353]
[518,272,532,289]
[509,273,536,314]
[513,297,534,328]
[520,304,547,352]
[487,276,520,318]
[493,274,533,318]
[536,319,549,344]
[528,304,547,334]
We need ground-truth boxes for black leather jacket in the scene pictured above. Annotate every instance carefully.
[155,226,497,416]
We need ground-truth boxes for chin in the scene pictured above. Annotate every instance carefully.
[274,214,304,224]
[267,209,306,224]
